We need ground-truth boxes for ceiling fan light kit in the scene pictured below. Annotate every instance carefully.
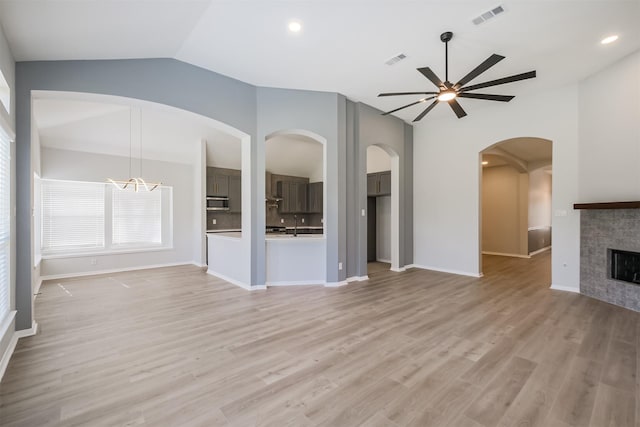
[379,31,537,121]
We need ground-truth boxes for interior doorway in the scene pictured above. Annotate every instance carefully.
[479,137,552,277]
[366,145,392,274]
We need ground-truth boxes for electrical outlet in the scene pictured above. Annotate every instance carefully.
[301,218,305,224]
[281,218,284,224]
[321,218,324,223]
[212,218,217,225]
[338,262,343,270]
[361,209,366,217]
[90,258,97,265]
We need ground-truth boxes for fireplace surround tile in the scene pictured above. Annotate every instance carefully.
[580,209,640,312]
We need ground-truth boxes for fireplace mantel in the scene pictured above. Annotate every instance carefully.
[574,201,640,210]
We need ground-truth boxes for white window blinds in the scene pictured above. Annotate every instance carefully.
[41,180,105,253]
[0,136,10,321]
[112,187,162,247]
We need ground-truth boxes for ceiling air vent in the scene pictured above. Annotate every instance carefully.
[472,5,505,25]
[385,53,407,66]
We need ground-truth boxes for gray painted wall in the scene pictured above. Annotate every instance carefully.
[14,58,414,331]
[256,87,345,284]
[356,102,412,277]
[16,59,258,330]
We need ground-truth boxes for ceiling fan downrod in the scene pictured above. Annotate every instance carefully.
[441,31,453,84]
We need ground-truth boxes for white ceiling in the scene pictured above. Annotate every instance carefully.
[482,137,552,170]
[1,1,638,123]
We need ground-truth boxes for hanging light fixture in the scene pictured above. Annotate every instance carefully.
[107,107,161,192]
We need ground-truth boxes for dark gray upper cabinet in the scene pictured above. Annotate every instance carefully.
[206,170,229,197]
[367,174,378,196]
[277,181,291,213]
[228,175,241,213]
[295,182,308,213]
[307,182,323,213]
[378,171,391,196]
[367,171,391,196]
[277,180,309,213]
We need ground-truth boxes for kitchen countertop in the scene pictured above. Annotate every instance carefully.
[206,229,242,233]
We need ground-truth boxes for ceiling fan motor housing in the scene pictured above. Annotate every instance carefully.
[440,31,453,43]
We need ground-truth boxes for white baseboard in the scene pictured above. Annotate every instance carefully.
[325,280,349,288]
[346,275,369,282]
[1,319,37,381]
[529,246,552,256]
[206,269,264,291]
[40,261,199,281]
[550,284,580,293]
[376,258,392,264]
[390,267,406,273]
[482,251,531,259]
[408,264,483,278]
[34,278,43,298]
[266,280,326,287]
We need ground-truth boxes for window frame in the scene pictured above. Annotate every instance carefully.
[40,178,173,259]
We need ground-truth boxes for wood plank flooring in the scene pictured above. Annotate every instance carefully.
[1,251,639,426]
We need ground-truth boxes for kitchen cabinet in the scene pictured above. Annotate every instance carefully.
[307,182,323,213]
[277,180,308,213]
[207,173,229,197]
[228,176,241,213]
[367,171,391,196]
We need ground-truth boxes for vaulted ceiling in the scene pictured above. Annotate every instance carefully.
[1,1,639,123]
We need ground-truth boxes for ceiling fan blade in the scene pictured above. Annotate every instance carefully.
[457,93,515,102]
[382,97,436,116]
[413,100,439,122]
[454,54,505,88]
[417,67,444,89]
[378,91,438,97]
[448,99,467,118]
[460,70,536,92]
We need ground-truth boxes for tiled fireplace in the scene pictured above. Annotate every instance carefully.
[579,205,640,312]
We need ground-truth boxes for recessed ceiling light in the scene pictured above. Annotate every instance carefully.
[601,35,619,45]
[288,21,302,33]
[482,161,489,165]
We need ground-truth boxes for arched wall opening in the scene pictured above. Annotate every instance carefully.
[479,136,553,277]
[365,143,401,272]
[29,90,253,297]
[263,129,328,286]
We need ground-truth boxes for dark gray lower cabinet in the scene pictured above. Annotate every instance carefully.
[367,171,391,196]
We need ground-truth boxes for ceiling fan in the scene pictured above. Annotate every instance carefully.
[379,31,536,121]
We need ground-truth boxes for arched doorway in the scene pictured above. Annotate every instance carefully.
[479,137,552,277]
[363,143,401,274]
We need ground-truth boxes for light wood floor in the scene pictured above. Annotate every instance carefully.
[1,252,638,426]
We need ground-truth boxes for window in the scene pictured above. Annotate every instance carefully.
[40,179,172,256]
[0,135,9,321]
[41,180,105,253]
[112,187,162,248]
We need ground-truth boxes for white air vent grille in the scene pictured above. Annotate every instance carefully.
[472,5,505,25]
[385,53,407,66]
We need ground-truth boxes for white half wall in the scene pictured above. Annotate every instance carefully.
[414,84,579,289]
[39,147,198,278]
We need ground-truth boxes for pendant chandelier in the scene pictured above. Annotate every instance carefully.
[107,107,161,192]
